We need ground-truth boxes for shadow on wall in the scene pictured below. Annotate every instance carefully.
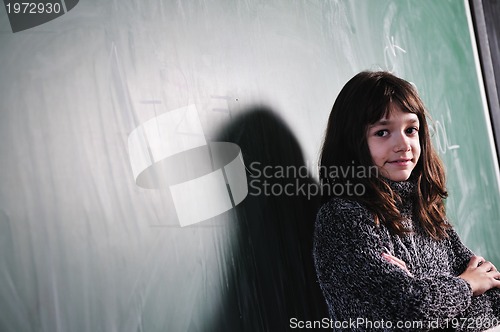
[209,106,329,331]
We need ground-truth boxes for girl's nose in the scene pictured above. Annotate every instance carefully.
[393,133,411,152]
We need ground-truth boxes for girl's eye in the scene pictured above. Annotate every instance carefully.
[375,130,389,137]
[406,127,419,135]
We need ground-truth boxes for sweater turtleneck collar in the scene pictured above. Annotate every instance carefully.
[381,177,417,221]
[382,177,417,201]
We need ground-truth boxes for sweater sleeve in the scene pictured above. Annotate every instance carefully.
[446,227,474,276]
[445,224,500,326]
[447,228,500,319]
[314,199,472,323]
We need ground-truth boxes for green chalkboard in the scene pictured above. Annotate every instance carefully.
[1,0,499,331]
[353,0,500,264]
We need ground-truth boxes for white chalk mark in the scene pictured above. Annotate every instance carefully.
[386,36,407,56]
[209,95,232,117]
[431,120,460,154]
[384,36,407,72]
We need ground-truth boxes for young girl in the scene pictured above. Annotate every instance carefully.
[314,71,500,331]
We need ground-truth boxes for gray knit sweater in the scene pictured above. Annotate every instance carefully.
[313,180,500,331]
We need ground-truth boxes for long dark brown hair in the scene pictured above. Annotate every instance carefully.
[319,71,450,239]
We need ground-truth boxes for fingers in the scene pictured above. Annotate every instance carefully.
[382,253,400,268]
[468,255,485,268]
[469,256,498,273]
[487,264,500,279]
[382,253,413,277]
[382,253,405,266]
[486,268,500,283]
[481,261,496,272]
[460,256,500,295]
[490,271,500,289]
[467,255,500,282]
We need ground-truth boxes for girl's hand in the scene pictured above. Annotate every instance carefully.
[459,256,500,296]
[382,252,414,277]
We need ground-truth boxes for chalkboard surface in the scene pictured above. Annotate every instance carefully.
[381,0,500,264]
[0,0,499,331]
[472,0,500,168]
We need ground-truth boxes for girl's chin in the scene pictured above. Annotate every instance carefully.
[379,168,413,182]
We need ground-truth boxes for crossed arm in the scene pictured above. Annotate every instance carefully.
[315,201,500,319]
[383,250,500,296]
[315,203,473,322]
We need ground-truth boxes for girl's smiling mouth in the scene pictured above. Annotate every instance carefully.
[387,158,412,166]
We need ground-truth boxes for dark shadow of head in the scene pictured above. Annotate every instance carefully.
[209,106,328,331]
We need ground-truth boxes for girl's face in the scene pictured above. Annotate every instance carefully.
[366,104,421,182]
